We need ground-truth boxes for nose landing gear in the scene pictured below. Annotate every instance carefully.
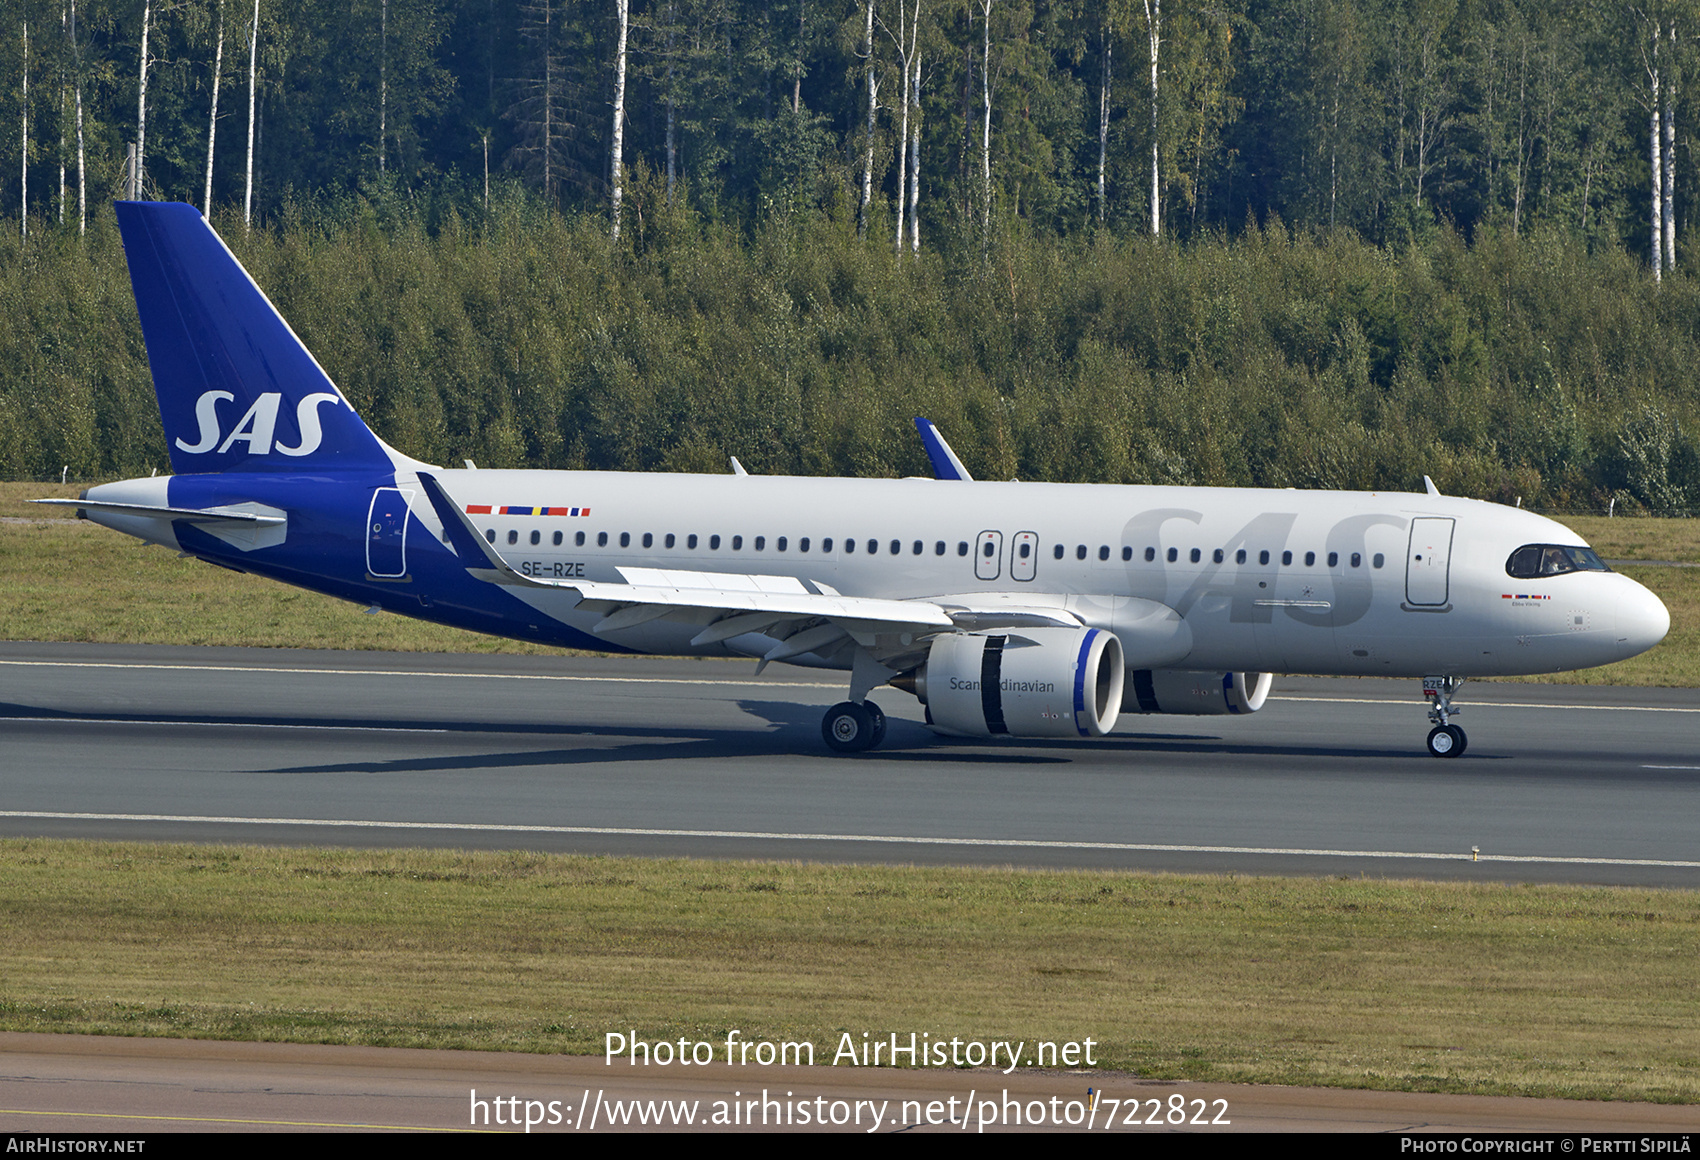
[1423,677,1467,758]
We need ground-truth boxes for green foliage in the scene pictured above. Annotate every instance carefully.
[4,187,1699,509]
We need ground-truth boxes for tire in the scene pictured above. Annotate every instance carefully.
[865,700,888,746]
[1426,724,1463,758]
[1447,724,1467,756]
[822,701,876,753]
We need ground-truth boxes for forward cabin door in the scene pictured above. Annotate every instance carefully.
[1405,517,1454,606]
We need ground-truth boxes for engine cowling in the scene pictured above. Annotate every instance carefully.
[908,628,1125,739]
[1124,670,1273,715]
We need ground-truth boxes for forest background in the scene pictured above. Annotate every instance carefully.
[2,0,1699,513]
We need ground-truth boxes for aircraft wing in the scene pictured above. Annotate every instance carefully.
[417,473,1031,665]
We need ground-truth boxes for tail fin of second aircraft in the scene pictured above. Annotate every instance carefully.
[115,201,396,475]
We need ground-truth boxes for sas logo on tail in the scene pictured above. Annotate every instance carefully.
[176,390,342,456]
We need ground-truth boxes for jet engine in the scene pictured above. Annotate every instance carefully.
[1124,669,1273,715]
[898,627,1125,738]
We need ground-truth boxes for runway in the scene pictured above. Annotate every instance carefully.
[3,641,1698,887]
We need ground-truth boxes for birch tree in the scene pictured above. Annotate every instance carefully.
[1140,0,1160,235]
[885,0,918,253]
[1099,6,1113,224]
[204,0,224,214]
[243,0,257,226]
[1649,13,1664,280]
[135,0,150,199]
[858,0,876,238]
[611,0,629,241]
[69,0,83,232]
[20,20,27,234]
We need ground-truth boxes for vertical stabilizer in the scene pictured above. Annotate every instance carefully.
[115,201,394,474]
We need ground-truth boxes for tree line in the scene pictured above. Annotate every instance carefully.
[4,0,1700,252]
[2,193,1697,512]
[1,0,1698,513]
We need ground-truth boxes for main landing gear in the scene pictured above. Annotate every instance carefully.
[1423,676,1467,758]
[822,700,887,753]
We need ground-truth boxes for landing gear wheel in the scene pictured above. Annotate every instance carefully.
[1426,724,1466,758]
[864,701,887,746]
[822,701,877,753]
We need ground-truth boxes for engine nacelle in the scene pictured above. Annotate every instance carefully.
[910,628,1125,739]
[1124,669,1272,715]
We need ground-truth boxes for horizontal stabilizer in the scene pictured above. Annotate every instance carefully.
[32,498,285,525]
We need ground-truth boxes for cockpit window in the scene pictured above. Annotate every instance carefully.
[1505,544,1611,579]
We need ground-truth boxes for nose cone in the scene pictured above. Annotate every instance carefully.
[1616,576,1670,659]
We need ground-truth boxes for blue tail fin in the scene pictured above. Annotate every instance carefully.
[115,201,394,475]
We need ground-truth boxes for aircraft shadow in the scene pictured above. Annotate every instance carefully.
[1,700,1501,771]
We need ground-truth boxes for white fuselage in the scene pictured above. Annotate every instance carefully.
[416,470,1668,679]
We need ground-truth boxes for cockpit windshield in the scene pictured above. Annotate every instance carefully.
[1505,544,1611,579]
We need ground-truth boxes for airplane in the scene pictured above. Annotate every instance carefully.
[37,202,1670,758]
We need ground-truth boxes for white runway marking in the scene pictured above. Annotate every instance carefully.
[4,811,1698,869]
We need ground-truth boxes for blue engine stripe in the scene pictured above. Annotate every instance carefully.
[1073,629,1097,736]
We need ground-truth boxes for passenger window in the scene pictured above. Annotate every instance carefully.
[576,530,586,547]
[1167,547,1178,562]
[868,539,878,554]
[619,532,630,548]
[1019,542,1031,559]
[957,541,969,556]
[1145,547,1156,562]
[1054,544,1065,560]
[1259,550,1269,565]
[800,537,811,552]
[1351,552,1361,567]
[1304,550,1315,566]
[732,535,743,550]
[665,533,675,548]
[687,533,698,549]
[485,529,495,543]
[777,537,787,551]
[710,534,721,550]
[642,532,653,548]
[1122,546,1133,561]
[507,530,518,545]
[1327,551,1338,567]
[912,540,923,555]
[1212,548,1223,564]
[845,538,856,554]
[1235,549,1246,564]
[530,530,540,546]
[754,536,765,550]
[1076,544,1087,560]
[822,537,832,552]
[1281,550,1291,565]
[1373,553,1384,568]
[553,531,563,546]
[983,541,995,558]
[1190,548,1201,563]
[935,541,946,556]
[888,540,900,555]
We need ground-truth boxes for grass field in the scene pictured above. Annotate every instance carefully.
[0,841,1696,1102]
[4,483,1694,683]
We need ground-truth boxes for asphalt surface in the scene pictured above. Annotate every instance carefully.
[3,641,1698,886]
